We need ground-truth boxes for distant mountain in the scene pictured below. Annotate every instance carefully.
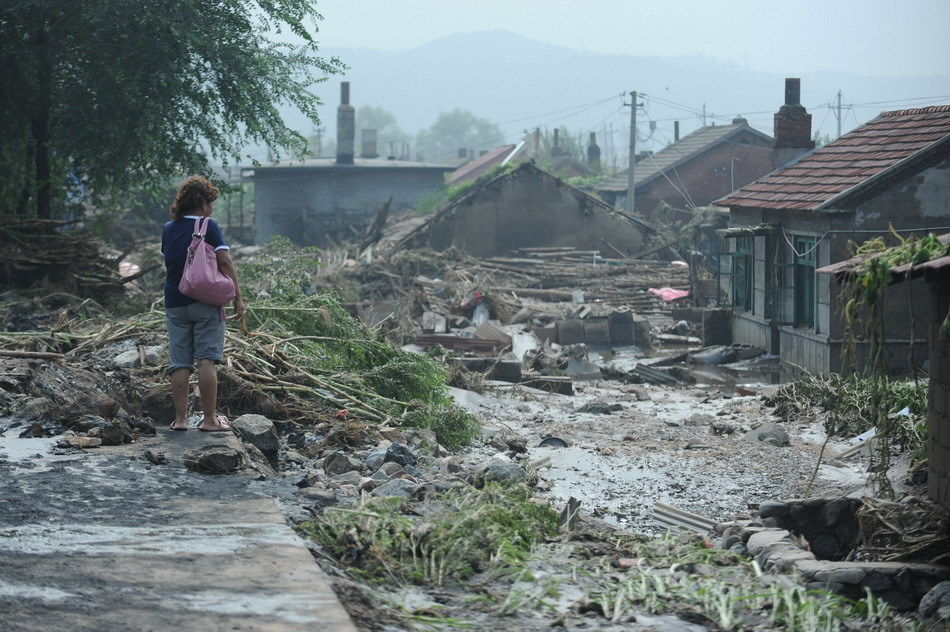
[283,30,950,162]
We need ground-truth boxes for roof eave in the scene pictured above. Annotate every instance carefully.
[815,135,950,211]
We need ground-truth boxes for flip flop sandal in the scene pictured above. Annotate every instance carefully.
[170,421,189,432]
[198,415,232,432]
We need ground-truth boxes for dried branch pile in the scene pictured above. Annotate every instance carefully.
[0,218,126,302]
[856,496,950,564]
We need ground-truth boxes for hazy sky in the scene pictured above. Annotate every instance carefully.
[314,0,949,77]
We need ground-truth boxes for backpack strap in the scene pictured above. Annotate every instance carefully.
[192,216,210,238]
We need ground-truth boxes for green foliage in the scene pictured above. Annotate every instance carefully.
[839,231,948,494]
[770,371,927,453]
[301,484,559,586]
[237,240,479,448]
[0,0,344,217]
[413,163,516,216]
[416,108,504,165]
[594,569,911,631]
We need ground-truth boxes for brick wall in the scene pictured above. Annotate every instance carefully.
[928,277,950,510]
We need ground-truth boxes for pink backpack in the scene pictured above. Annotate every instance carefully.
[178,217,236,306]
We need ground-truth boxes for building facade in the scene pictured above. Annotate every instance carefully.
[717,105,950,374]
[249,82,453,247]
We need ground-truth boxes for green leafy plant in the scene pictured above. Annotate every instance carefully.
[301,484,559,586]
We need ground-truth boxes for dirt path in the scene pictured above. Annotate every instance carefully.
[0,428,355,632]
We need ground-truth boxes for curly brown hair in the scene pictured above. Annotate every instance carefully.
[170,176,220,220]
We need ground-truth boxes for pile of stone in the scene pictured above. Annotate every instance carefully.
[714,497,950,612]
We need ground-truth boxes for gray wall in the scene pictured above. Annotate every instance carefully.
[423,167,646,257]
[253,166,448,246]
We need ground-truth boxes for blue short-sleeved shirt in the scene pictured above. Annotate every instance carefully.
[161,215,230,308]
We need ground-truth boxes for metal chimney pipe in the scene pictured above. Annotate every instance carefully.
[674,120,680,142]
[335,82,355,164]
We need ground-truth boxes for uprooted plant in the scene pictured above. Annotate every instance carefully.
[300,483,559,586]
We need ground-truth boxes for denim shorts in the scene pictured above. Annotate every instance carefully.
[165,302,225,372]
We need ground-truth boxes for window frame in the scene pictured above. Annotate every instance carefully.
[792,235,817,329]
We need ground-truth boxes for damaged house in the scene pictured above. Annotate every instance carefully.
[248,82,453,246]
[717,104,950,374]
[400,161,653,258]
[597,79,816,222]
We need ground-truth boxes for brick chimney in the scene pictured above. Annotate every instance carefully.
[551,128,564,158]
[587,132,601,169]
[360,128,378,159]
[335,82,355,165]
[773,78,814,149]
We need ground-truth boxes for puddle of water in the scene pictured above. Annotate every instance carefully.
[0,436,60,463]
[174,592,325,623]
[0,523,300,556]
[0,579,75,602]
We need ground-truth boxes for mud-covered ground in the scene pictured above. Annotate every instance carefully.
[454,375,868,535]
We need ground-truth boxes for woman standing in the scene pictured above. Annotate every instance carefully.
[161,176,245,431]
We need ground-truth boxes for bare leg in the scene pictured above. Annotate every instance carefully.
[196,359,222,429]
[170,368,191,429]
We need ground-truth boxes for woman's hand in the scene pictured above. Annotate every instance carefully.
[230,297,246,320]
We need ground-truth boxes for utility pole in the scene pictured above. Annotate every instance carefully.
[835,91,843,138]
[625,90,641,214]
[701,103,707,127]
[316,127,324,157]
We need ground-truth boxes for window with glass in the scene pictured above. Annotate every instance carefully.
[793,235,816,328]
[732,236,753,312]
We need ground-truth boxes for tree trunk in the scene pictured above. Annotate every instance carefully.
[15,140,35,216]
[30,20,52,219]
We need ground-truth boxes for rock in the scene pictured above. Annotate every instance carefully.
[76,416,133,445]
[142,450,167,465]
[436,457,461,475]
[506,438,527,454]
[919,581,950,618]
[113,350,140,368]
[728,544,748,556]
[742,422,790,447]
[576,401,622,415]
[379,461,403,477]
[815,568,866,585]
[403,428,444,456]
[384,443,417,467]
[18,423,47,438]
[758,500,789,519]
[65,436,102,449]
[711,421,739,435]
[372,478,417,499]
[297,486,337,506]
[143,345,164,365]
[242,443,278,477]
[489,436,509,452]
[565,359,602,381]
[820,497,853,527]
[746,529,792,556]
[332,470,362,486]
[230,414,279,457]
[684,413,715,427]
[721,535,741,549]
[862,572,893,592]
[183,445,243,474]
[323,450,363,476]
[481,460,526,486]
[128,417,156,436]
[363,449,387,470]
[285,449,307,465]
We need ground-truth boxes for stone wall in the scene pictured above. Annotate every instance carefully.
[715,497,950,610]
[928,277,950,510]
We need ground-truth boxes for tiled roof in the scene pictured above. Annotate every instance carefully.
[598,123,771,192]
[447,144,517,185]
[718,105,950,211]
